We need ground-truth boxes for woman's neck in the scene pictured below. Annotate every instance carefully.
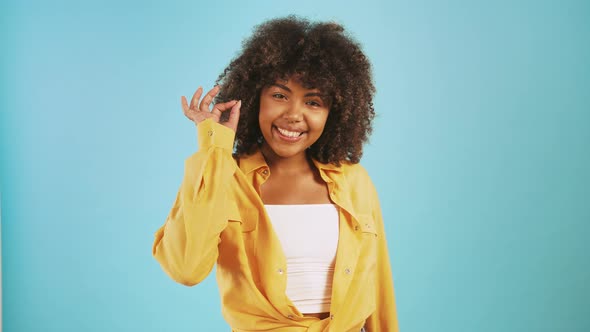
[260,143,314,175]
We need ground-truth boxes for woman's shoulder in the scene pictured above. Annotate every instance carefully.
[335,160,369,176]
[320,160,374,186]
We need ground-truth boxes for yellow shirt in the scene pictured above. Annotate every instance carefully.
[152,119,400,332]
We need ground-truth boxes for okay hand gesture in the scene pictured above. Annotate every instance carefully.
[181,85,241,133]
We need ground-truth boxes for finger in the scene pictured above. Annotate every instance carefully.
[181,95,190,113]
[182,95,202,122]
[211,99,238,117]
[199,85,220,112]
[189,87,203,110]
[225,100,241,132]
[181,96,193,121]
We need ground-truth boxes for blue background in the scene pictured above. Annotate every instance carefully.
[1,0,589,331]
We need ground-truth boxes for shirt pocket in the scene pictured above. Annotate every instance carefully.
[227,202,257,233]
[357,214,378,237]
[356,214,379,270]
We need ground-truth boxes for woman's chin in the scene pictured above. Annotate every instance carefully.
[261,142,307,160]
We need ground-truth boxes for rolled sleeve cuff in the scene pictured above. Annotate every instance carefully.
[197,119,235,151]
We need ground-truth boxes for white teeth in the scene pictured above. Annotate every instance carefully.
[277,127,302,138]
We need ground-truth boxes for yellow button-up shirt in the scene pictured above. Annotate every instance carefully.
[153,119,399,331]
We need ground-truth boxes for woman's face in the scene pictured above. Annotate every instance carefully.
[258,77,330,160]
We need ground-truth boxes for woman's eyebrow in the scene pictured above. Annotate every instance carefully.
[305,92,326,98]
[270,83,292,92]
[270,83,325,97]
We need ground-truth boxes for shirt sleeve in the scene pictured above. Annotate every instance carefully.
[152,119,238,286]
[365,179,400,331]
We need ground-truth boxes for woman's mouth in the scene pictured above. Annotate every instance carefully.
[273,125,305,142]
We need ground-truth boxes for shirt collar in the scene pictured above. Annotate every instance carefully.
[238,148,343,175]
[238,148,268,174]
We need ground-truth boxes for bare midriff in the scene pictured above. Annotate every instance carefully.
[303,312,330,320]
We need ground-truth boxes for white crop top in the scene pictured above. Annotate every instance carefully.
[264,204,339,314]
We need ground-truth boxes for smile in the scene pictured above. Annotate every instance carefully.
[273,125,306,142]
[276,127,302,137]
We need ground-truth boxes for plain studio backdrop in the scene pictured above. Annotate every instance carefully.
[1,0,589,331]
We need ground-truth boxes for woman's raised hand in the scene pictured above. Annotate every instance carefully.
[181,85,241,133]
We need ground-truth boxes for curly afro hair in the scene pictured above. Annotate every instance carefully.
[214,15,375,165]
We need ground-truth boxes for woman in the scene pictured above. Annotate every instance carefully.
[152,16,399,332]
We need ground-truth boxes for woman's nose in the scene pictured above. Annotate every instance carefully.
[283,103,303,123]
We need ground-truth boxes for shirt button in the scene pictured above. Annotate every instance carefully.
[277,268,284,274]
[344,268,351,275]
[354,225,359,231]
[207,130,214,136]
[262,169,269,176]
[330,314,335,320]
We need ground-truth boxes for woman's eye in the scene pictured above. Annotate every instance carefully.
[272,93,286,99]
[307,100,321,107]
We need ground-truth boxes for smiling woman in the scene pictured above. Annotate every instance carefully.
[259,78,331,160]
[152,15,399,332]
